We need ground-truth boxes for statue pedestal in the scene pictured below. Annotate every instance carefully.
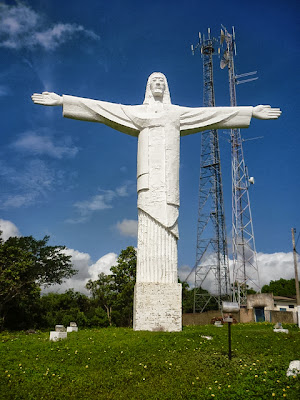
[133,282,182,332]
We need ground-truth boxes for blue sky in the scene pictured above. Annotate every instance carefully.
[0,0,299,293]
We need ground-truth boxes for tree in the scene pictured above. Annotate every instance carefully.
[86,273,115,326]
[181,280,194,313]
[38,289,106,329]
[0,233,76,329]
[231,281,257,295]
[261,278,300,297]
[110,246,136,326]
[86,246,136,327]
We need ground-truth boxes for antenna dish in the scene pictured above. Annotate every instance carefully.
[248,177,255,185]
[220,50,229,69]
[220,29,225,44]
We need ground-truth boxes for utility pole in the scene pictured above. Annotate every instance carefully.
[291,228,300,305]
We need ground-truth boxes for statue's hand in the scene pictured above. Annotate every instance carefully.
[253,105,281,120]
[31,91,63,106]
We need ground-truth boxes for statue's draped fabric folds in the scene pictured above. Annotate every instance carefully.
[32,72,281,331]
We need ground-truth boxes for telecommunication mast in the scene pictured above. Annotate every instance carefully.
[220,26,260,305]
[190,29,230,312]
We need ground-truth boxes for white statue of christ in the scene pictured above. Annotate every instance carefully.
[32,72,281,331]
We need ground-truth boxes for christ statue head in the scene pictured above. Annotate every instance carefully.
[143,72,171,105]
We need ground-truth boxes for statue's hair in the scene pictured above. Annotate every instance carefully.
[143,72,171,105]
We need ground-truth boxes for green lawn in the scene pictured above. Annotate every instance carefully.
[0,323,299,399]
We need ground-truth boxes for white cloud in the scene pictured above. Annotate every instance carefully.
[13,131,78,159]
[0,4,100,51]
[88,253,118,281]
[257,251,296,287]
[0,159,73,209]
[0,219,20,241]
[116,184,130,197]
[116,219,138,237]
[178,251,298,292]
[42,250,117,295]
[68,182,135,223]
[74,191,115,214]
[178,264,194,286]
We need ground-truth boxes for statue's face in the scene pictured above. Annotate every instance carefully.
[150,75,165,98]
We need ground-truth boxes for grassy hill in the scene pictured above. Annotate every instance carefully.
[1,323,299,399]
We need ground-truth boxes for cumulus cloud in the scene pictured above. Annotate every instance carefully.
[178,251,298,293]
[42,249,117,295]
[0,3,100,51]
[178,254,225,294]
[0,219,20,241]
[12,131,78,159]
[88,253,118,281]
[257,251,296,287]
[116,219,138,237]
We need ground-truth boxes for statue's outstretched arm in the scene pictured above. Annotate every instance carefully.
[253,105,281,120]
[31,92,63,106]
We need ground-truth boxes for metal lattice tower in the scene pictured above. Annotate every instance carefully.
[220,26,260,305]
[190,29,230,312]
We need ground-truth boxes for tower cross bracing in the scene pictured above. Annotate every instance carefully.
[192,30,230,312]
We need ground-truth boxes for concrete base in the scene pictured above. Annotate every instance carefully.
[50,331,67,341]
[133,282,182,332]
[67,327,78,332]
[273,328,289,334]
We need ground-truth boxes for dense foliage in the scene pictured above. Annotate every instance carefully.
[86,246,137,327]
[3,234,297,332]
[0,233,76,330]
[1,324,299,399]
[262,278,299,297]
[0,244,138,330]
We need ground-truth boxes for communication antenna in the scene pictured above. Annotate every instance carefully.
[220,25,260,306]
[189,28,230,312]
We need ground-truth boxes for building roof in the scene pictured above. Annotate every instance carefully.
[273,296,296,302]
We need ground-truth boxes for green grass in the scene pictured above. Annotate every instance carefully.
[0,323,299,399]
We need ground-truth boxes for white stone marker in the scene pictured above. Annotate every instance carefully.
[273,322,289,334]
[286,360,300,377]
[49,325,67,341]
[214,321,223,327]
[32,73,281,332]
[273,328,289,334]
[201,335,213,340]
[67,322,78,332]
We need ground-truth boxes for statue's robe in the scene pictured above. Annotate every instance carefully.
[62,95,253,283]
